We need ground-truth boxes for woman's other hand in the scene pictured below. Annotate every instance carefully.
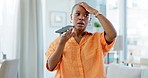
[78,2,98,15]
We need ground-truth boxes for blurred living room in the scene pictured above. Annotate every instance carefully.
[0,0,148,78]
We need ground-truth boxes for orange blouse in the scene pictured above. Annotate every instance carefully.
[45,31,115,78]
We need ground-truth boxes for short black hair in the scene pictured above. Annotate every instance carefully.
[71,4,79,14]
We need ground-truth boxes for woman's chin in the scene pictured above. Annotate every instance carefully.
[76,27,85,31]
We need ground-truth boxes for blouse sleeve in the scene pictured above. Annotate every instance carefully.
[100,32,115,53]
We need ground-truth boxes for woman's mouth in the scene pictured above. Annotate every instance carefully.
[77,22,84,26]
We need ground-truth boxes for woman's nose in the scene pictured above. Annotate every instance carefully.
[78,15,84,20]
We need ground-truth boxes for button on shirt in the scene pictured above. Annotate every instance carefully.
[45,31,115,78]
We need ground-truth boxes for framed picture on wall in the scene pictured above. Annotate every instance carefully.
[50,11,67,27]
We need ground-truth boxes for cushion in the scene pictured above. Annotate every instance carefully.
[106,63,142,78]
[141,69,148,78]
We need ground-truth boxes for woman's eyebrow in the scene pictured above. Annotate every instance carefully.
[75,10,80,12]
[75,10,89,14]
[86,12,90,14]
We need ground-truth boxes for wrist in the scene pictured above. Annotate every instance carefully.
[94,11,102,17]
[59,40,66,45]
[93,10,98,15]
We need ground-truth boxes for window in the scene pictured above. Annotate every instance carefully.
[106,0,119,35]
[127,0,148,59]
[106,0,121,63]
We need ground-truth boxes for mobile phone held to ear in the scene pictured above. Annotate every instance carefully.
[55,25,74,34]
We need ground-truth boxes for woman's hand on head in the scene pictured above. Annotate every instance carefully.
[78,2,98,15]
[60,27,74,44]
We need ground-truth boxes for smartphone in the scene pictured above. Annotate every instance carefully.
[55,25,74,34]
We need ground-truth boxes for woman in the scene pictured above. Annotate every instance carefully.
[46,2,117,78]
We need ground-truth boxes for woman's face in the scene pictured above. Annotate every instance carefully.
[71,5,91,31]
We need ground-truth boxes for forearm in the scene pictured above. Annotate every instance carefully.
[95,12,117,42]
[48,41,66,71]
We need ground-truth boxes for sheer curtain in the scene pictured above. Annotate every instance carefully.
[17,0,43,78]
[0,0,18,59]
[0,0,44,77]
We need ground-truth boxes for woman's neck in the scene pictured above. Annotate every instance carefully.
[73,31,85,44]
[74,30,85,38]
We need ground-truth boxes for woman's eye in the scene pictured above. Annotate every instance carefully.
[76,13,80,16]
[85,14,89,17]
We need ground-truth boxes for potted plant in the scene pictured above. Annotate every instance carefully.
[93,21,101,32]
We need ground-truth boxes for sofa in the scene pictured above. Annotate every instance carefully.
[105,63,148,78]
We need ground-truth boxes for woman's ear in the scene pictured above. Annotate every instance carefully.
[70,14,72,20]
[70,14,72,23]
[89,17,92,23]
[88,14,92,23]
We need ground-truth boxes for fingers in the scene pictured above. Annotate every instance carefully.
[77,2,95,14]
[62,27,74,38]
[60,27,75,43]
[77,2,87,7]
[77,2,95,19]
[66,27,73,35]
[77,2,86,5]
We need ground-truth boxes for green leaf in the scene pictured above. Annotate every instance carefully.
[94,22,101,28]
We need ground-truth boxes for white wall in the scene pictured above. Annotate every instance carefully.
[45,0,75,49]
